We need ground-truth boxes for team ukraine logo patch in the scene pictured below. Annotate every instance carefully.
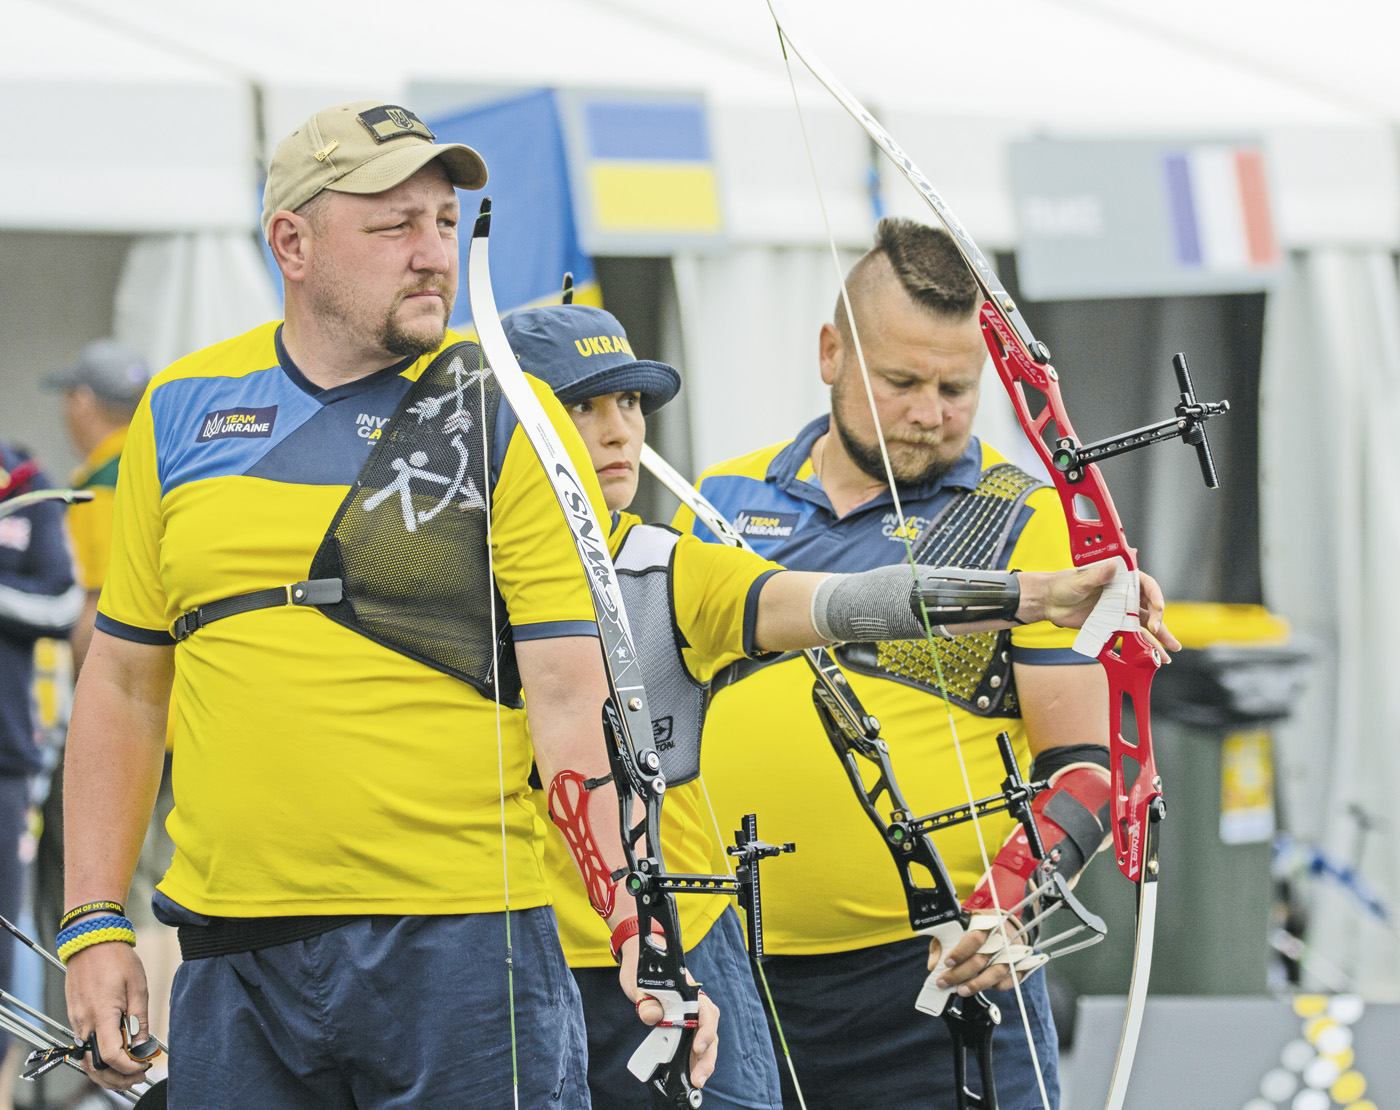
[196,406,278,442]
[734,510,799,538]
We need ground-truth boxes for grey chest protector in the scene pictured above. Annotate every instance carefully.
[614,523,706,786]
[837,463,1043,717]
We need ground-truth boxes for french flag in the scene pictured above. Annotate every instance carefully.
[1164,146,1280,270]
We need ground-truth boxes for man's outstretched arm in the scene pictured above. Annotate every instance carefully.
[753,562,1177,652]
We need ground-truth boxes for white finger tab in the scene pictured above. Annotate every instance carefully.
[986,942,1034,967]
[1014,951,1050,974]
[915,921,965,1018]
[1073,556,1137,658]
[967,913,1004,934]
[626,990,695,1082]
[627,1026,683,1082]
[915,971,952,1018]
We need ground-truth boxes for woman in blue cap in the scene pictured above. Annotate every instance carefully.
[502,303,1176,1110]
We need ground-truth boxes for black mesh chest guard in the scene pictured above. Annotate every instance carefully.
[836,463,1042,717]
[309,342,522,707]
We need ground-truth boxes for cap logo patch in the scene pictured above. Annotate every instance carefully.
[573,335,635,358]
[357,105,435,144]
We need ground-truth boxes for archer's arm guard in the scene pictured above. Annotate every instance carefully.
[547,769,619,919]
[811,564,1021,642]
[964,745,1111,920]
[910,566,1021,626]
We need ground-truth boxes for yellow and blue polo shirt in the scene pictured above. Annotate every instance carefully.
[98,321,606,918]
[673,416,1090,955]
[543,510,781,968]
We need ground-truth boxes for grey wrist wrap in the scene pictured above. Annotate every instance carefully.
[811,564,1022,643]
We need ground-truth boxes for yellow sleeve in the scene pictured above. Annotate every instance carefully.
[96,398,170,638]
[489,377,609,635]
[672,535,782,682]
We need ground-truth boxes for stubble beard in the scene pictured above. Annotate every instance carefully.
[381,284,455,359]
[310,268,454,362]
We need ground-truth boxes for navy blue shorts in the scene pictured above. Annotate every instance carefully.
[161,905,588,1110]
[753,935,1059,1110]
[572,907,782,1110]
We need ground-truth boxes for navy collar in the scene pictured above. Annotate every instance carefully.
[766,413,984,512]
[274,324,417,405]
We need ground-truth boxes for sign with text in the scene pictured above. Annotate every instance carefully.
[1009,137,1283,301]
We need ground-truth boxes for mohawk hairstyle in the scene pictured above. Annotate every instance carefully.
[835,217,980,340]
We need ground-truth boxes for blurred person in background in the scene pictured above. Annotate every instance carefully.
[0,441,82,1104]
[43,339,150,670]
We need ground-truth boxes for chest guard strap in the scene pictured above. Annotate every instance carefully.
[172,578,343,641]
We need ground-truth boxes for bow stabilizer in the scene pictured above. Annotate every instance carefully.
[0,488,94,521]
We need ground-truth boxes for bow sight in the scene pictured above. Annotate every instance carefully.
[1048,353,1231,489]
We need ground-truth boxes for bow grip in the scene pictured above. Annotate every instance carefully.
[626,988,702,1107]
[914,920,967,1017]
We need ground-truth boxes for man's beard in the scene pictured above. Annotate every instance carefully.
[310,271,453,361]
[831,382,958,488]
[382,284,454,359]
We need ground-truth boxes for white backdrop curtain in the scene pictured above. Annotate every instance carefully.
[1260,248,1400,995]
[114,233,281,373]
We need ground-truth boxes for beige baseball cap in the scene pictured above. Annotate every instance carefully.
[261,100,487,237]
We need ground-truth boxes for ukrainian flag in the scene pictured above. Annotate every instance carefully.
[430,90,601,327]
[578,99,722,237]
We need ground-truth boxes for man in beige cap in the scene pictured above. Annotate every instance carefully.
[60,100,716,1109]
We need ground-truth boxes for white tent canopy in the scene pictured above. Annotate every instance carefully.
[1,0,255,232]
[4,0,1396,245]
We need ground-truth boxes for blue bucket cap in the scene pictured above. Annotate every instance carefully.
[502,305,680,415]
